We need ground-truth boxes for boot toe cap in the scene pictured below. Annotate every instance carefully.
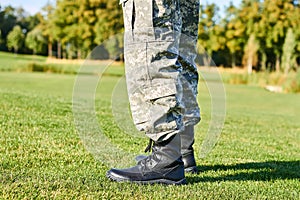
[106,167,142,182]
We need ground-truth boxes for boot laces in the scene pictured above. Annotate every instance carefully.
[144,139,153,153]
[141,139,156,167]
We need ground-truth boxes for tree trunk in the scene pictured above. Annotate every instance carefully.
[203,55,212,67]
[57,41,61,59]
[77,49,81,59]
[63,49,66,59]
[284,61,290,75]
[231,53,236,68]
[260,52,267,71]
[247,56,253,75]
[48,42,52,57]
[275,55,280,73]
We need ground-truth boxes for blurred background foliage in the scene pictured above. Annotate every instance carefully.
[0,0,300,86]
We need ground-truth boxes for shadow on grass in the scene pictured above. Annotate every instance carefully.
[187,160,300,183]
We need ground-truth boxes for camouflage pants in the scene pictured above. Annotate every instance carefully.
[121,0,200,142]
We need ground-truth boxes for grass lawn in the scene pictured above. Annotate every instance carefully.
[0,59,299,198]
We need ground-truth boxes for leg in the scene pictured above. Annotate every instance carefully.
[107,0,186,185]
[181,125,198,173]
[124,0,183,142]
[179,0,200,173]
[179,0,200,126]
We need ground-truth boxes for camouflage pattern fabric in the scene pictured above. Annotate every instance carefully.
[121,0,200,142]
[178,0,200,127]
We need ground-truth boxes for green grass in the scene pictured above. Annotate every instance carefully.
[0,51,45,72]
[0,55,299,199]
[0,51,124,76]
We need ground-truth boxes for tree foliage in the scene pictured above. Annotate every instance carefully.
[7,25,24,53]
[25,27,46,54]
[0,0,300,70]
[49,0,123,59]
[198,0,300,71]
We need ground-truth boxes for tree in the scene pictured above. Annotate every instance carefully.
[288,2,300,70]
[25,27,46,54]
[94,0,123,44]
[6,25,24,53]
[198,3,223,66]
[0,5,41,53]
[0,6,17,50]
[259,0,297,72]
[51,0,76,58]
[49,0,124,59]
[224,0,262,68]
[243,33,259,74]
[0,30,3,45]
[93,0,124,59]
[224,3,245,67]
[36,3,55,57]
[282,28,296,74]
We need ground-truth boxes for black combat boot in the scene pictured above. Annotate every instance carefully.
[106,134,186,185]
[181,125,198,174]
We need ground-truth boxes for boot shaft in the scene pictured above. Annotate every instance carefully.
[146,133,183,170]
[181,125,195,155]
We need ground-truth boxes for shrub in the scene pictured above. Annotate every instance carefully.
[27,62,47,72]
[283,71,300,93]
[226,73,249,84]
[25,62,78,74]
[221,70,300,93]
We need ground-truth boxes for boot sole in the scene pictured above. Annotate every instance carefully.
[106,172,187,185]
